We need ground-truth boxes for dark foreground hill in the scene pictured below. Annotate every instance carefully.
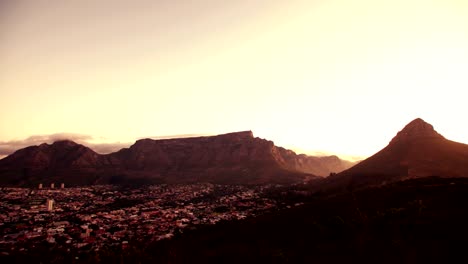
[0,131,353,186]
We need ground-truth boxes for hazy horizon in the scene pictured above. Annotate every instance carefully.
[2,0,468,159]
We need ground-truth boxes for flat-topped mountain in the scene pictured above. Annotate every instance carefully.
[0,131,353,186]
[322,118,468,191]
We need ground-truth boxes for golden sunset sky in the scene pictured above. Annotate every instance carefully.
[1,0,468,160]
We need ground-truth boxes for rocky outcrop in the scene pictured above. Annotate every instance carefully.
[390,118,444,144]
[0,131,353,186]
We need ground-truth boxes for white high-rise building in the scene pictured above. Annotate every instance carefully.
[38,183,43,189]
[60,183,65,189]
[50,183,55,189]
[46,199,54,211]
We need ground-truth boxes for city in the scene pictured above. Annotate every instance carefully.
[0,183,295,258]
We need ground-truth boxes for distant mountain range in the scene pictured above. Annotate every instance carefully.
[3,118,464,188]
[318,118,468,192]
[0,131,354,186]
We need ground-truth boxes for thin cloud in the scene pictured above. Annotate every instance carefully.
[0,133,132,156]
[140,134,210,140]
[0,133,91,156]
[0,133,229,157]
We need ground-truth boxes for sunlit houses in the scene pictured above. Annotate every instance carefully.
[28,197,44,209]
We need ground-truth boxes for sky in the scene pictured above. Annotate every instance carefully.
[1,0,468,160]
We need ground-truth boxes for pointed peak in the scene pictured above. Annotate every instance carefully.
[390,118,444,144]
[407,117,429,126]
[402,118,434,132]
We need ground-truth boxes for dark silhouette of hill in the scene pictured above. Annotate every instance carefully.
[320,118,468,191]
[0,131,353,186]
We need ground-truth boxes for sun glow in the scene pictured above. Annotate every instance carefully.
[1,0,468,159]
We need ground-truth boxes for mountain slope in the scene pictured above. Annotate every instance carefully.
[322,118,468,191]
[0,140,113,185]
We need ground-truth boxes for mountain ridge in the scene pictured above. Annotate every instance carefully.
[0,131,354,186]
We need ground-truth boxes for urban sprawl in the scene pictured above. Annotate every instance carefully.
[0,183,297,256]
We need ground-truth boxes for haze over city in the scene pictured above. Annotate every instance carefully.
[1,0,468,160]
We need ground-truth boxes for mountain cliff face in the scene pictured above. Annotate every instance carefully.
[0,131,352,186]
[278,151,355,176]
[320,118,468,191]
[112,131,272,170]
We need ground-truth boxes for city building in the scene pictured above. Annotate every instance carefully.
[47,199,54,211]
